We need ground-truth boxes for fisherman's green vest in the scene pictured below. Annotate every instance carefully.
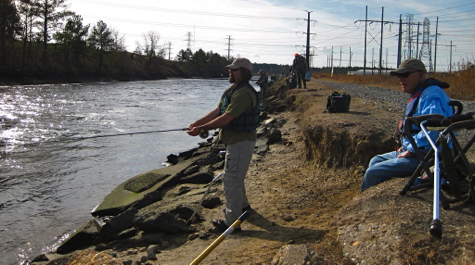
[220,83,261,132]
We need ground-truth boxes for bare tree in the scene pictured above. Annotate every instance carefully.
[135,31,164,63]
[110,28,125,52]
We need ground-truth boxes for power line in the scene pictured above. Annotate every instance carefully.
[81,14,295,34]
[74,0,297,21]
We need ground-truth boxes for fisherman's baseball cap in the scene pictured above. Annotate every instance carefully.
[226,58,252,71]
[390,58,427,76]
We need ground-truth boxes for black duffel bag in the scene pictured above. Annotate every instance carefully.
[326,91,351,113]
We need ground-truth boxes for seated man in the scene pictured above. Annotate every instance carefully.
[361,58,453,192]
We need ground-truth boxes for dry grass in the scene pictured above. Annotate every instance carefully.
[315,62,475,101]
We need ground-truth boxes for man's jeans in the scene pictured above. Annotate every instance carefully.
[223,140,255,226]
[361,151,421,192]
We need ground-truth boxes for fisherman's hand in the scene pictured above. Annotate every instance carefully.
[187,126,200,136]
[188,122,199,130]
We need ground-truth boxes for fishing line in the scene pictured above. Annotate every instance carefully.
[2,127,211,148]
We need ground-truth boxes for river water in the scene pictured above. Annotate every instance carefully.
[0,79,246,264]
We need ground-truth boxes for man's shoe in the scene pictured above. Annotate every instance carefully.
[211,219,241,233]
[222,205,252,214]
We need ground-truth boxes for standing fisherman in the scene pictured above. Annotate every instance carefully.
[256,69,268,99]
[187,58,260,232]
[292,53,308,89]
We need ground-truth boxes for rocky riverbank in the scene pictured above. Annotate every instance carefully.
[30,79,475,265]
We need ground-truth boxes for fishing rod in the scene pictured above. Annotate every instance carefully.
[3,127,210,147]
[67,128,189,140]
[69,127,210,140]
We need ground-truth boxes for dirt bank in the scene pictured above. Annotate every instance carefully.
[35,79,475,265]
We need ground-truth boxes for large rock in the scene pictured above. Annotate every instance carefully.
[93,208,138,244]
[134,212,194,234]
[91,159,195,217]
[179,166,214,184]
[56,219,99,254]
[255,138,269,156]
[266,128,282,145]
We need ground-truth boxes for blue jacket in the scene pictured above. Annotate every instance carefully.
[402,78,452,153]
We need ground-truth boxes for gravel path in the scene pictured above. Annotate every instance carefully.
[318,81,475,113]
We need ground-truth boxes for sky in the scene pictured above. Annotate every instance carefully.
[66,0,475,71]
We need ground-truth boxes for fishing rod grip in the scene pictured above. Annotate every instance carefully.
[189,211,250,265]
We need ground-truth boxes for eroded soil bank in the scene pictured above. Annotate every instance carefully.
[33,79,475,265]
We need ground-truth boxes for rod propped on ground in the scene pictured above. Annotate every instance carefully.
[190,211,251,265]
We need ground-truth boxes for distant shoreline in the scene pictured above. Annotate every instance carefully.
[0,76,144,86]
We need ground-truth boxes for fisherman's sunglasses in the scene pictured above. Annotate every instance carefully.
[398,70,420,78]
[230,68,241,72]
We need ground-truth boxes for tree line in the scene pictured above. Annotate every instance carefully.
[0,0,249,84]
[0,0,361,85]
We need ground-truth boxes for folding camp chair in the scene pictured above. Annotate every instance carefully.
[399,101,475,237]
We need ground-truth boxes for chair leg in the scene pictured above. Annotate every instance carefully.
[400,152,434,195]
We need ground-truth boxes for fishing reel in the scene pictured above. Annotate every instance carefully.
[199,127,209,139]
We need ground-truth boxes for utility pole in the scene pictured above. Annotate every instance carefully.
[378,7,384,75]
[372,47,374,75]
[408,15,412,58]
[331,46,334,76]
[305,10,312,69]
[397,14,402,67]
[227,35,232,61]
[357,7,390,75]
[449,40,454,73]
[442,41,456,73]
[168,42,171,60]
[416,22,420,59]
[349,47,353,67]
[340,46,342,67]
[434,17,439,73]
[364,6,368,75]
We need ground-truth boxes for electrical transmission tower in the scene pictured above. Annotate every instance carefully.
[226,35,233,61]
[403,16,432,72]
[186,32,194,50]
[403,14,416,59]
[419,18,432,72]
